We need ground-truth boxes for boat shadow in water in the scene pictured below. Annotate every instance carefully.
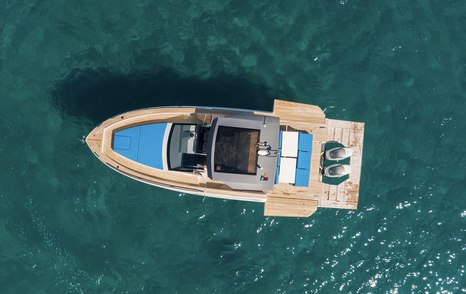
[51,67,279,123]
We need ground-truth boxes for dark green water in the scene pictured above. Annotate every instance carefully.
[1,0,465,292]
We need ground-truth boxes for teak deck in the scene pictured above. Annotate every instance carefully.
[86,99,364,218]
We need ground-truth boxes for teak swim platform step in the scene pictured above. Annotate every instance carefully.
[86,99,364,218]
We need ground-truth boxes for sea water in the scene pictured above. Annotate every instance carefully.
[0,0,465,292]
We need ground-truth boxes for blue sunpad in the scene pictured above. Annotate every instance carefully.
[295,132,313,187]
[113,123,167,169]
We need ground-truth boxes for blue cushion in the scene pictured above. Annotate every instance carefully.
[295,132,312,187]
[297,150,311,169]
[113,123,167,169]
[298,133,313,151]
[295,168,310,187]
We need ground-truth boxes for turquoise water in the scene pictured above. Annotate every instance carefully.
[1,0,465,292]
